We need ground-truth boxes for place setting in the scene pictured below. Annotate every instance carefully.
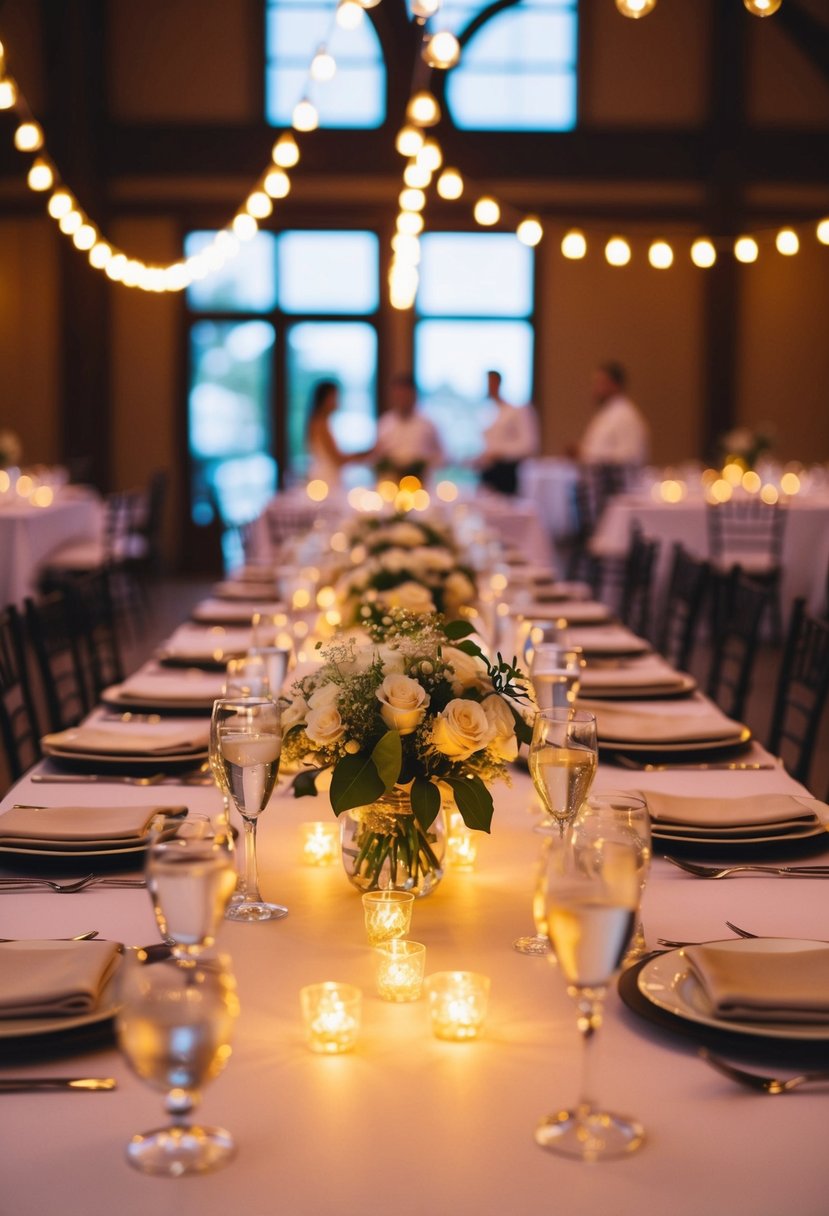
[39,712,211,772]
[102,662,227,715]
[579,693,753,763]
[156,623,255,670]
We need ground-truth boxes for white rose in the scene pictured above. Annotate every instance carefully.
[482,694,518,762]
[442,646,489,695]
[433,699,496,761]
[376,673,430,736]
[308,682,340,710]
[412,546,454,573]
[444,571,476,611]
[381,582,436,614]
[386,522,426,547]
[281,695,308,731]
[305,704,346,748]
[379,548,409,574]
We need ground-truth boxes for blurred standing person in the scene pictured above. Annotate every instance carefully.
[475,369,538,495]
[578,362,649,465]
[374,374,445,481]
[306,380,369,490]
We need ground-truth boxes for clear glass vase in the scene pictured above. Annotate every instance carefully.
[340,788,446,898]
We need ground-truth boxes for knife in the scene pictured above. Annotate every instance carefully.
[0,1077,117,1092]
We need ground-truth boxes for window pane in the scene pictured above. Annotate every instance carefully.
[185,231,278,313]
[418,234,533,317]
[188,320,277,528]
[449,71,576,132]
[415,320,534,462]
[286,322,377,475]
[278,231,379,314]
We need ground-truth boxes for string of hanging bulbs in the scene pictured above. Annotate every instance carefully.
[615,0,782,17]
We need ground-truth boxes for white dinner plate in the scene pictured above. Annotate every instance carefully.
[0,951,121,1040]
[638,940,829,1042]
[522,603,612,625]
[652,821,826,846]
[41,742,209,767]
[600,727,751,754]
[102,687,216,713]
[584,673,697,700]
[0,840,151,859]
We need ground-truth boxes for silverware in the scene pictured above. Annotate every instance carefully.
[0,930,99,942]
[0,875,146,893]
[665,857,829,880]
[613,755,776,772]
[0,1077,117,1093]
[31,773,166,786]
[725,920,829,944]
[698,1050,829,1095]
[100,711,162,724]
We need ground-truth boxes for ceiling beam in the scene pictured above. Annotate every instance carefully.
[775,0,829,85]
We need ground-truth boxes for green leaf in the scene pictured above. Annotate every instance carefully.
[444,619,475,641]
[330,754,385,816]
[445,775,494,833]
[510,705,533,746]
[454,639,484,659]
[410,777,441,829]
[371,730,402,792]
[291,769,320,799]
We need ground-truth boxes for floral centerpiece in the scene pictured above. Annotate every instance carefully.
[717,425,774,471]
[282,617,532,895]
[343,512,457,558]
[334,540,477,626]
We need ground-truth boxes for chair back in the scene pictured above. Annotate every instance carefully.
[707,498,786,570]
[767,598,829,788]
[0,605,41,783]
[24,592,92,732]
[618,526,659,638]
[656,543,711,671]
[706,568,770,721]
[69,571,125,699]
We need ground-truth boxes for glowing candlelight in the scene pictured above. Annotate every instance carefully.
[375,940,426,1002]
[300,821,339,867]
[300,982,362,1054]
[362,891,414,946]
[427,972,490,1041]
[446,812,478,870]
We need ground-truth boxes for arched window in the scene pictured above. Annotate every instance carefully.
[265,0,386,128]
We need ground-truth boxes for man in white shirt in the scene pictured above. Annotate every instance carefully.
[374,375,445,481]
[475,370,539,495]
[578,362,649,466]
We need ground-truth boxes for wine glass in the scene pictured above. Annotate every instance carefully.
[223,655,271,698]
[146,816,236,959]
[574,793,652,965]
[528,709,598,838]
[530,644,584,711]
[211,696,285,923]
[249,611,293,698]
[535,823,645,1161]
[116,952,240,1176]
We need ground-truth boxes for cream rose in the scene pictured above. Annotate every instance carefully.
[432,698,496,761]
[381,582,436,614]
[482,694,518,762]
[308,682,341,710]
[304,704,346,748]
[444,571,476,611]
[442,645,489,695]
[385,522,427,547]
[375,673,430,736]
[281,695,308,732]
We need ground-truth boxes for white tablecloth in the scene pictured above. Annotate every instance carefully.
[519,457,580,538]
[591,494,829,617]
[0,491,103,607]
[0,750,826,1216]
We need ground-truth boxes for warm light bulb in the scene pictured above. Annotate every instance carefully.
[436,167,463,200]
[399,187,426,212]
[743,0,781,15]
[690,238,717,268]
[27,158,53,191]
[417,139,442,172]
[404,162,432,188]
[89,242,112,269]
[336,0,364,29]
[605,236,632,266]
[411,0,441,16]
[311,47,337,82]
[517,217,543,247]
[292,99,319,132]
[561,229,587,259]
[72,223,96,251]
[232,213,259,241]
[59,209,82,235]
[246,190,273,219]
[474,197,500,226]
[391,233,421,264]
[615,0,657,15]
[648,239,673,269]
[0,79,16,109]
[264,169,291,198]
[47,189,74,219]
[775,227,799,255]
[396,125,424,157]
[272,133,300,168]
[396,211,424,236]
[105,254,127,282]
[355,0,382,6]
[14,121,43,152]
[817,218,829,246]
[734,236,759,263]
[407,91,441,126]
[423,31,461,69]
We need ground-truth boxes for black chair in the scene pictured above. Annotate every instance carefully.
[707,497,786,642]
[70,570,125,701]
[706,568,771,721]
[562,464,632,587]
[767,598,829,789]
[655,544,711,672]
[0,604,41,784]
[24,591,92,732]
[617,526,659,639]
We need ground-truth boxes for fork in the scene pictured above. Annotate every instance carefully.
[614,756,775,772]
[31,773,166,786]
[0,876,147,893]
[698,1050,829,1094]
[665,857,829,879]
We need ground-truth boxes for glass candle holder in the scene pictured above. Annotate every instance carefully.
[375,940,426,1002]
[300,982,362,1055]
[361,890,414,946]
[427,972,490,1041]
[446,812,479,871]
[299,821,340,867]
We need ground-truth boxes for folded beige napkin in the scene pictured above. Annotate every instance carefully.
[578,695,743,743]
[43,720,209,755]
[645,791,823,831]
[0,940,121,1019]
[192,597,284,624]
[581,655,687,691]
[113,667,226,703]
[566,626,650,655]
[0,804,167,845]
[525,601,609,624]
[162,624,253,659]
[213,579,277,601]
[685,942,829,1023]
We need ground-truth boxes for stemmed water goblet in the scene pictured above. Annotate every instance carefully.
[574,792,652,965]
[530,643,584,711]
[146,815,236,959]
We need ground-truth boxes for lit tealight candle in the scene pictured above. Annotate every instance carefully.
[362,890,415,946]
[446,812,478,871]
[375,940,426,1002]
[427,971,490,1041]
[300,821,340,867]
[300,982,362,1054]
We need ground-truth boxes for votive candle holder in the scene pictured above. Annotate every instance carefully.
[361,890,414,946]
[300,982,362,1054]
[446,812,479,870]
[427,971,490,1041]
[375,940,426,1002]
[299,821,340,867]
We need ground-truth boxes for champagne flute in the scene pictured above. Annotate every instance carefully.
[530,644,584,711]
[116,952,240,1176]
[250,611,293,699]
[146,817,236,959]
[574,793,651,965]
[528,709,598,838]
[535,824,645,1161]
[212,696,285,923]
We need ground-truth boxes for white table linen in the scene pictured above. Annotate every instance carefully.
[0,490,102,607]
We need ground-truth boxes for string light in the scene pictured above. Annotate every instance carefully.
[818,219,829,245]
[14,120,43,151]
[310,47,337,82]
[396,211,424,236]
[417,139,443,172]
[246,191,273,219]
[336,0,364,29]
[272,132,300,168]
[292,98,319,132]
[59,210,82,236]
[615,0,658,17]
[734,235,759,263]
[396,126,424,157]
[775,227,799,255]
[399,188,426,212]
[411,0,441,17]
[423,31,461,69]
[605,236,632,266]
[26,158,53,191]
[89,242,112,269]
[436,168,464,200]
[0,79,16,109]
[744,0,782,14]
[72,224,97,251]
[404,161,432,188]
[264,168,291,198]
[648,239,673,268]
[561,229,587,259]
[232,213,259,241]
[474,197,500,226]
[407,91,441,126]
[690,238,717,268]
[516,217,543,247]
